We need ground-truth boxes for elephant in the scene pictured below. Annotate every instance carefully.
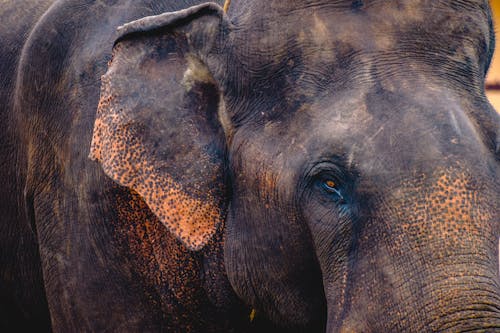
[1,0,500,332]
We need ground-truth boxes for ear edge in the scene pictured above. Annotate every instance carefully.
[114,2,227,47]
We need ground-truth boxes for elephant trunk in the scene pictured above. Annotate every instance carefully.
[327,260,500,332]
[324,167,500,332]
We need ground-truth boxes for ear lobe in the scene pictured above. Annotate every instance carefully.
[90,3,230,250]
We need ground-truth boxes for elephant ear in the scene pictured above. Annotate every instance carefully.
[90,3,231,250]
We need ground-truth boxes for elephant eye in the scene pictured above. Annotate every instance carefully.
[322,179,344,200]
[324,180,336,189]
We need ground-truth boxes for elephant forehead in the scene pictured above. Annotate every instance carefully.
[246,1,486,50]
[231,0,490,97]
[226,2,492,134]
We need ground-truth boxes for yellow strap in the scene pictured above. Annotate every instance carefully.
[223,0,231,13]
[249,309,256,322]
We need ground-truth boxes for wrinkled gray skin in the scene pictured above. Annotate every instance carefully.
[0,1,55,330]
[2,0,500,332]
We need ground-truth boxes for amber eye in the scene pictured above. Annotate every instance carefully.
[321,179,344,200]
[325,180,336,189]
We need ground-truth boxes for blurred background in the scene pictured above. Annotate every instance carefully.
[486,0,500,110]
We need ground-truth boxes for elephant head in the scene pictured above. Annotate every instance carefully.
[91,1,500,331]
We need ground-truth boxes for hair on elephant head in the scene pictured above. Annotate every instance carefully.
[91,0,500,331]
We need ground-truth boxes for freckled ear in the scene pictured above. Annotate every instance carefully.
[90,3,230,250]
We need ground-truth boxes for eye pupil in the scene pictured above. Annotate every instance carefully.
[325,180,336,189]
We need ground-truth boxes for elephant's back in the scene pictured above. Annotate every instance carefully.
[0,0,55,179]
[0,0,55,88]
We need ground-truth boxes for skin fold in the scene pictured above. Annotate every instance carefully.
[1,0,499,332]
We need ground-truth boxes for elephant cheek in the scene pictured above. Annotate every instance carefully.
[223,200,327,328]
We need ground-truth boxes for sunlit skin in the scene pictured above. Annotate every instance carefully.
[1,0,499,332]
